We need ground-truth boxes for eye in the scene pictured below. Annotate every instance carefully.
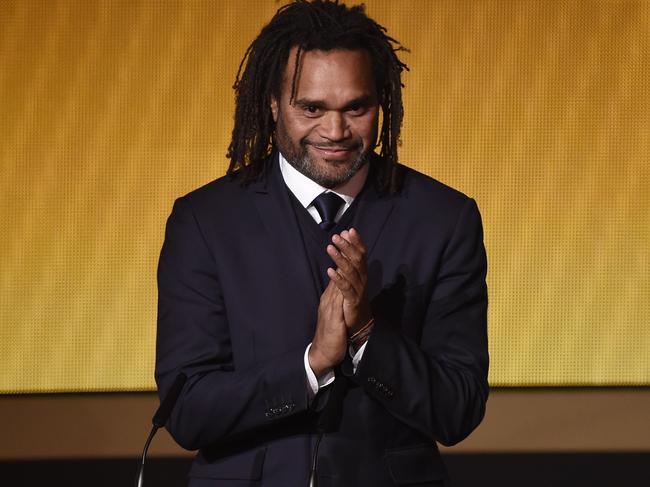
[304,105,321,116]
[347,103,367,116]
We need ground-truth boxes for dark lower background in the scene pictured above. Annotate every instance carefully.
[3,390,650,486]
[2,454,649,486]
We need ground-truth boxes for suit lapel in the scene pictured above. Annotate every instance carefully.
[351,181,396,259]
[249,155,320,312]
[350,174,397,302]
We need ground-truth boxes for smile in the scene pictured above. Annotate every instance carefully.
[309,145,358,158]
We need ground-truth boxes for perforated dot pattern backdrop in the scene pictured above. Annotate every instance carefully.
[1,0,648,393]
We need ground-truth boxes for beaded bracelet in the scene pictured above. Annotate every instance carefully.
[350,330,372,352]
[348,317,375,342]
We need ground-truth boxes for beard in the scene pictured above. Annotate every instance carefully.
[274,120,370,189]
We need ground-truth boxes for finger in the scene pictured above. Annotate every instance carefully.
[347,228,367,253]
[324,276,338,292]
[344,228,368,280]
[346,229,368,263]
[332,233,363,266]
[330,236,367,290]
[327,243,355,274]
[332,280,344,305]
[328,276,346,310]
[327,266,355,294]
[327,267,359,301]
[327,245,364,296]
[320,277,339,306]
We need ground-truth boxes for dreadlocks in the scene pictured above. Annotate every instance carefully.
[226,0,409,194]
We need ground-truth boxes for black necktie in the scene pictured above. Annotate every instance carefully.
[311,192,344,231]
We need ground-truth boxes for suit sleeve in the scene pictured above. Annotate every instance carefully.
[351,197,489,446]
[155,197,311,451]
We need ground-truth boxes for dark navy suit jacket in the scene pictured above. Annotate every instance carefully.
[155,155,489,486]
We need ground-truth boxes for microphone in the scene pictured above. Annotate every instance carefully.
[152,373,187,427]
[135,373,187,487]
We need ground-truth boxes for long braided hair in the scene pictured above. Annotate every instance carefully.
[226,0,408,194]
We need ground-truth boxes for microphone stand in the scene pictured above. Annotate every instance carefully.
[308,432,323,487]
[134,373,187,487]
[135,426,158,487]
[308,368,347,487]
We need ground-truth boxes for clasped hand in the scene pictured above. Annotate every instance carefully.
[308,228,371,378]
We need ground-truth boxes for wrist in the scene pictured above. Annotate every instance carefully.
[308,345,331,379]
[348,316,374,351]
[348,304,372,335]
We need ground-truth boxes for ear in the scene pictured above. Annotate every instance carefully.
[270,96,279,122]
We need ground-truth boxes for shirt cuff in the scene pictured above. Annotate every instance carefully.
[304,343,335,396]
[350,341,368,373]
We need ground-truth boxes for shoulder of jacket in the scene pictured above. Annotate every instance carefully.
[397,163,472,206]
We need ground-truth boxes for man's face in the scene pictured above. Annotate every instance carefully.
[271,48,379,188]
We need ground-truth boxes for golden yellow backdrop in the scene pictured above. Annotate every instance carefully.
[1,0,648,392]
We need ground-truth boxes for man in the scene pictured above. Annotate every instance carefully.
[155,1,488,486]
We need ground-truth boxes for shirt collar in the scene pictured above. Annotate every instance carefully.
[278,152,368,208]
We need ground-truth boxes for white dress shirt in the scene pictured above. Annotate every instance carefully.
[278,153,369,396]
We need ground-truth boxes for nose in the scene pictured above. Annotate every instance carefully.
[320,111,350,141]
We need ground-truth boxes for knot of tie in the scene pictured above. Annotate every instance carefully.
[312,192,344,231]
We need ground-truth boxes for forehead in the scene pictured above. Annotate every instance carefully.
[282,47,376,99]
